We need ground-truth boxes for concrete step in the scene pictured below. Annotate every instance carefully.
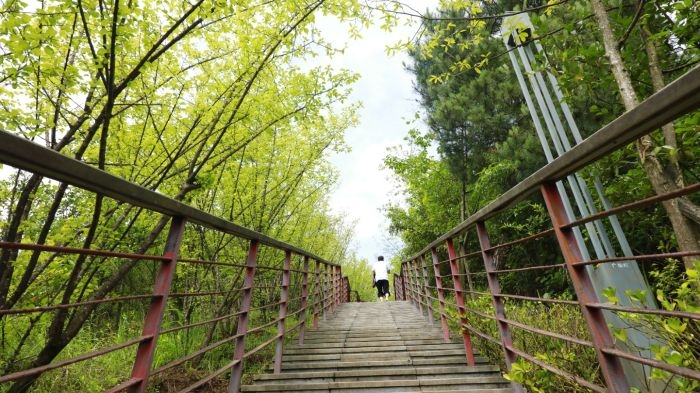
[254,365,503,383]
[242,301,513,393]
[242,377,511,392]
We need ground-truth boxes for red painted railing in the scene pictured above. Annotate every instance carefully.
[0,132,351,392]
[395,65,700,392]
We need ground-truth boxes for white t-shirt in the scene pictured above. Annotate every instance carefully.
[373,259,389,281]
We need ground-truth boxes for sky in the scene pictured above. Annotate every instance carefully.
[318,2,439,262]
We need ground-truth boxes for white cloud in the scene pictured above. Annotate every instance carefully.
[316,2,439,260]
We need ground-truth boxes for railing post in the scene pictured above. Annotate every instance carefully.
[274,250,292,373]
[404,260,416,305]
[420,255,435,324]
[322,263,328,320]
[476,221,521,388]
[128,216,186,393]
[392,274,399,300]
[411,258,424,314]
[541,182,630,392]
[330,264,336,312]
[335,265,341,307]
[313,260,321,329]
[299,256,310,344]
[228,239,260,393]
[343,276,350,302]
[431,247,450,342]
[394,272,404,301]
[446,238,475,366]
[400,265,408,301]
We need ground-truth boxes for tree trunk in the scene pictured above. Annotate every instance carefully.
[590,0,700,271]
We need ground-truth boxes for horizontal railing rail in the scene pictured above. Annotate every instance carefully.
[0,133,353,392]
[399,65,700,393]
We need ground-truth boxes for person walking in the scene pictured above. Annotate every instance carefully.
[372,255,390,301]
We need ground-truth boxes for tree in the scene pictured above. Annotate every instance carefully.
[382,130,462,256]
[0,0,369,391]
[407,6,529,221]
[406,0,700,271]
[587,0,700,271]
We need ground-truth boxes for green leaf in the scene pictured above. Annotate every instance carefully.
[664,350,683,366]
[663,318,687,334]
[602,287,618,304]
[612,327,627,343]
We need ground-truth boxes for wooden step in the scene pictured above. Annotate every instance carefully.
[241,301,513,393]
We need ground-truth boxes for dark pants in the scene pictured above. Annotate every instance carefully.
[376,279,389,298]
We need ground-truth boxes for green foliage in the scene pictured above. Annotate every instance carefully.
[383,129,462,256]
[10,316,140,392]
[464,295,601,392]
[0,0,376,390]
[408,8,527,188]
[602,263,700,392]
[341,256,376,302]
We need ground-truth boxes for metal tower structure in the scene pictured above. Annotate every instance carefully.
[502,13,659,391]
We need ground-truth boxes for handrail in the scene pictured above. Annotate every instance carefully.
[0,130,338,267]
[0,134,353,391]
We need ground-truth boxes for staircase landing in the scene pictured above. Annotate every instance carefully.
[242,301,512,392]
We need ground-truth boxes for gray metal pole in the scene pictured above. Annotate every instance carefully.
[502,13,659,391]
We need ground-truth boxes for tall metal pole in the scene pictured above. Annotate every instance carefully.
[502,13,657,389]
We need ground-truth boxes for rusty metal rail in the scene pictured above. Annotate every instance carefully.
[394,64,700,392]
[0,133,351,392]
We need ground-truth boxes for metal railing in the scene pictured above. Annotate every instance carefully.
[0,131,351,392]
[396,65,700,392]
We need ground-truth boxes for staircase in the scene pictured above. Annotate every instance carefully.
[242,301,512,392]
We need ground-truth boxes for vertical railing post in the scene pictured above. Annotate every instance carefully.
[404,260,416,305]
[431,247,450,342]
[400,266,408,301]
[313,260,320,329]
[446,238,475,366]
[335,265,341,307]
[391,273,401,300]
[394,272,404,301]
[274,250,292,373]
[420,255,435,324]
[343,276,350,302]
[412,259,421,306]
[128,216,186,393]
[476,221,523,391]
[411,258,424,314]
[330,264,336,312]
[299,256,310,344]
[401,262,411,302]
[541,182,629,392]
[228,239,260,393]
[322,263,328,320]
